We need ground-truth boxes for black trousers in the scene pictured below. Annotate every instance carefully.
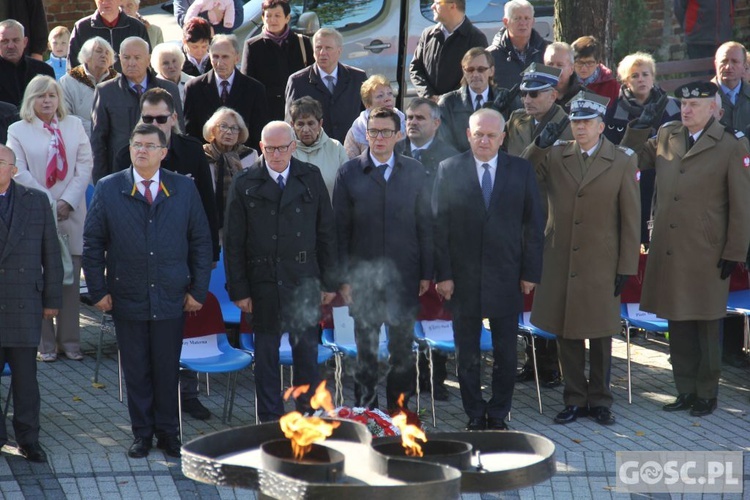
[0,347,40,446]
[254,324,320,422]
[114,316,184,439]
[354,315,416,410]
[668,319,722,399]
[454,314,516,420]
[557,336,613,408]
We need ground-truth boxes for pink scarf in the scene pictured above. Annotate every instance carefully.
[44,119,68,188]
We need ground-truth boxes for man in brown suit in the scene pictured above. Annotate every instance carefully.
[622,81,750,417]
[525,91,641,426]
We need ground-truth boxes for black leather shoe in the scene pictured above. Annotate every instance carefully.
[689,398,717,417]
[466,417,487,431]
[18,442,47,463]
[589,406,616,425]
[554,405,588,424]
[542,371,562,389]
[516,365,535,382]
[182,398,211,420]
[156,435,182,458]
[128,437,152,458]
[662,393,696,412]
[487,417,508,430]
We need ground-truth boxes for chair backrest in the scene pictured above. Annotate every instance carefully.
[184,292,225,339]
[621,302,664,323]
[331,306,386,344]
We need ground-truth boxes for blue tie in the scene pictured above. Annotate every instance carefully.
[481,163,492,209]
[277,174,285,191]
[377,163,388,181]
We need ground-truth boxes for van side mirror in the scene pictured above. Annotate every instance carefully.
[295,12,320,36]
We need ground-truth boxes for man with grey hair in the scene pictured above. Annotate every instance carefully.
[68,0,150,70]
[544,41,585,111]
[0,20,55,107]
[285,28,367,143]
[91,36,183,182]
[487,0,548,92]
[409,0,487,102]
[184,34,267,147]
[223,120,337,423]
[399,97,459,175]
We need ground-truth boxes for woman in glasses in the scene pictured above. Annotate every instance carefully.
[7,75,93,363]
[343,74,406,159]
[202,107,258,228]
[571,36,619,109]
[59,36,117,139]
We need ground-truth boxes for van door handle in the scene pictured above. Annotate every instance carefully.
[364,40,391,53]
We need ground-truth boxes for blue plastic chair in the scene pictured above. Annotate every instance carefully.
[517,312,559,414]
[180,292,254,441]
[209,251,242,326]
[620,303,669,403]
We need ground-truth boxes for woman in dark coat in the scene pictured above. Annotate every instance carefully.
[604,52,681,246]
[240,0,313,121]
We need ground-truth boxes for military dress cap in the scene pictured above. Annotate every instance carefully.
[674,81,718,99]
[519,63,562,91]
[568,90,610,120]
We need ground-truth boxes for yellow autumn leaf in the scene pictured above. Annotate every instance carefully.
[92,382,105,389]
[571,438,582,444]
[635,431,645,436]
[72,396,82,402]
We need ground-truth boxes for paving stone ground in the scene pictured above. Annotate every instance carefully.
[1,304,748,499]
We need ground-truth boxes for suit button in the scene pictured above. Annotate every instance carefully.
[674,196,679,201]
[0,305,5,310]
[573,246,579,251]
[18,268,24,273]
[670,223,677,228]
[666,250,672,255]
[570,272,577,277]
[577,192,583,197]
[276,257,281,262]
[296,208,301,213]
[296,232,301,237]
[272,235,277,240]
[278,280,283,286]
[574,220,581,225]
[270,210,276,215]
[151,284,155,287]
[250,202,255,207]
[680,169,685,173]
[0,269,4,274]
[18,304,24,309]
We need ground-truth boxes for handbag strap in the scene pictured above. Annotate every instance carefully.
[298,34,307,67]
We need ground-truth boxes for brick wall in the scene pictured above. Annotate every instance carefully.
[43,0,163,31]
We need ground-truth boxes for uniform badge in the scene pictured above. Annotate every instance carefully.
[743,156,750,168]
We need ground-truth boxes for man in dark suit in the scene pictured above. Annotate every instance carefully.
[83,124,212,459]
[285,28,367,144]
[0,145,62,462]
[91,37,184,183]
[397,97,457,401]
[433,108,544,430]
[224,121,338,423]
[0,20,55,107]
[333,107,433,412]
[184,34,268,148]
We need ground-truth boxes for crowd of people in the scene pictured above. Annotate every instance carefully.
[0,0,747,464]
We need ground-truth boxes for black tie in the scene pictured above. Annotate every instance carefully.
[582,152,589,160]
[688,135,695,149]
[377,163,388,180]
[475,94,483,110]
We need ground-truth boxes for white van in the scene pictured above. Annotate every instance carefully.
[145,0,553,102]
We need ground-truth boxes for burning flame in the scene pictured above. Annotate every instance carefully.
[279,382,340,459]
[392,394,427,457]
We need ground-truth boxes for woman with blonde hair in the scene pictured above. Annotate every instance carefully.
[7,75,93,362]
[202,107,258,229]
[343,74,406,159]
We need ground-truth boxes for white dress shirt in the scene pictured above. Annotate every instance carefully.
[133,168,160,201]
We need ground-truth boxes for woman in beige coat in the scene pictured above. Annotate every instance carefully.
[8,75,93,362]
[525,92,641,426]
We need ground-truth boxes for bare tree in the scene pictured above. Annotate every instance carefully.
[554,0,615,66]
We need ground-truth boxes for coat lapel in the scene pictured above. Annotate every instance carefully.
[683,119,721,161]
[460,155,486,213]
[280,161,306,208]
[309,66,331,96]
[561,142,584,183]
[204,71,223,109]
[579,139,615,189]
[0,184,32,264]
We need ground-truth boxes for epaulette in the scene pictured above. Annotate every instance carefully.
[617,145,635,156]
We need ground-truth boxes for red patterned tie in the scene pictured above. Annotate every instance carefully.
[142,180,153,204]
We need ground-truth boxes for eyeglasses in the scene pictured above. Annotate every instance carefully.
[574,60,597,69]
[218,124,241,133]
[141,115,171,124]
[367,128,397,138]
[263,141,293,154]
[464,66,490,74]
[0,161,14,168]
[130,142,165,151]
[520,89,552,98]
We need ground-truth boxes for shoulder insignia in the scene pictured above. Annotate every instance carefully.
[617,145,635,156]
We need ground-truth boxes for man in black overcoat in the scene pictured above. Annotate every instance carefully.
[433,108,544,430]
